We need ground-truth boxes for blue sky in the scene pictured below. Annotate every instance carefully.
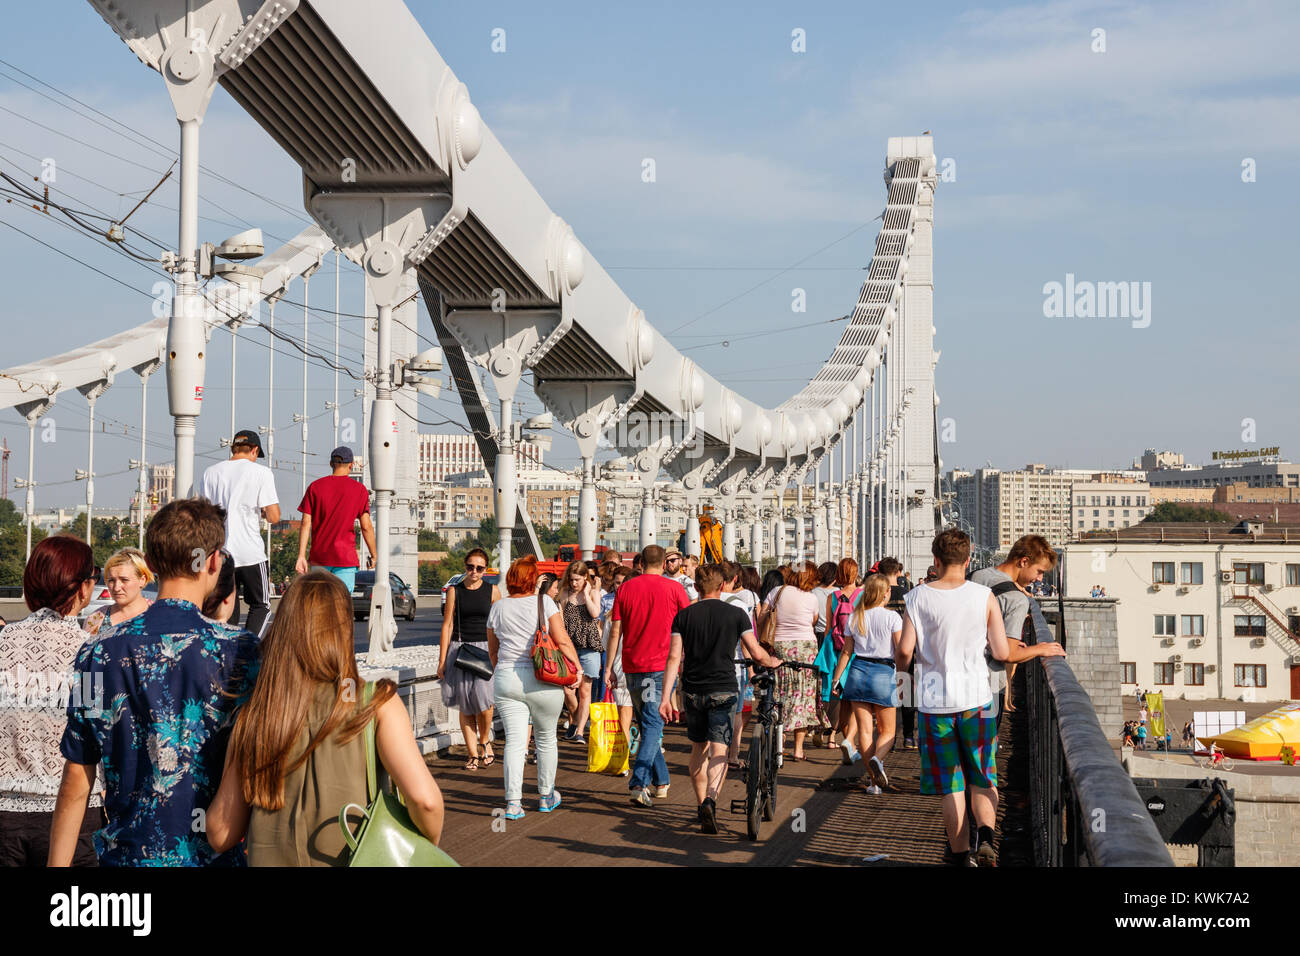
[1,0,1297,511]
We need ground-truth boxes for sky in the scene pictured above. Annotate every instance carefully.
[0,0,1297,512]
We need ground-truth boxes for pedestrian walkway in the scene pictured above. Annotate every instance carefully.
[430,725,986,866]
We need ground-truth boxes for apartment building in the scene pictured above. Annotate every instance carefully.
[1063,521,1300,701]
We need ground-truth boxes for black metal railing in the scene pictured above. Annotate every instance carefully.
[1020,600,1172,866]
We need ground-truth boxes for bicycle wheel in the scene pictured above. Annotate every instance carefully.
[1220,757,1235,771]
[763,719,781,822]
[747,732,764,840]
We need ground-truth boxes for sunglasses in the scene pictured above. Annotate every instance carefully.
[466,564,486,572]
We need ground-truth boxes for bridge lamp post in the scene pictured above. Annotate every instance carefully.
[501,412,552,563]
[75,374,114,549]
[130,348,164,550]
[15,393,54,562]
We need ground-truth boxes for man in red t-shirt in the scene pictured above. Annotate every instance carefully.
[605,544,690,807]
[294,446,377,593]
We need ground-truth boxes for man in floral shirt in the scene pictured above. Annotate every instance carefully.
[49,498,259,866]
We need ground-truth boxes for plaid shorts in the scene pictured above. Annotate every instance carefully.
[918,707,998,795]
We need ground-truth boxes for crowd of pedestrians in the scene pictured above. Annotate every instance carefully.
[0,426,1068,866]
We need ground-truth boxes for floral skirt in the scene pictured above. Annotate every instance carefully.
[775,638,820,732]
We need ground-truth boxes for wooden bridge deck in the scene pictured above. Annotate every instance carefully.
[429,725,982,867]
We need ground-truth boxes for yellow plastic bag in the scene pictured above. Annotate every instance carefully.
[587,698,630,774]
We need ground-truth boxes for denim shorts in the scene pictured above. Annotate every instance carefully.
[578,650,602,679]
[842,658,899,707]
[683,691,738,745]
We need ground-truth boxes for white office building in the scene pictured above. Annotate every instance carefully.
[1063,521,1300,701]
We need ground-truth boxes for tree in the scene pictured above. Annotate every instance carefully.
[418,528,450,552]
[1142,502,1235,524]
[268,528,300,586]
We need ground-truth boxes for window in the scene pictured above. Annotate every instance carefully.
[1181,615,1204,636]
[1092,509,1099,517]
[1233,615,1266,637]
[1180,562,1203,585]
[1233,562,1264,586]
[1185,663,1204,685]
[1121,661,1137,684]
[1154,614,1176,636]
[1234,664,1266,687]
[1091,496,1101,506]
[1288,564,1300,587]
[1154,663,1174,685]
[1153,562,1175,584]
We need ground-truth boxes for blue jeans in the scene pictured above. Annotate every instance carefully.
[626,670,669,791]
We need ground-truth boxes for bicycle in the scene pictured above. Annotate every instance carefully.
[730,657,820,840]
[1194,750,1235,772]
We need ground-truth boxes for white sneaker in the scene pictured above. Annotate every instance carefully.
[654,784,670,798]
[864,784,882,795]
[868,755,889,790]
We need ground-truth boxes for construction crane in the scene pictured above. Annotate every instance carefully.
[676,506,726,564]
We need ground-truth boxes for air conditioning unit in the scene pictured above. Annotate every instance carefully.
[1220,571,1233,583]
[1264,583,1276,592]
[1288,607,1299,615]
[1206,664,1217,673]
[1177,586,1190,594]
[1151,583,1162,592]
[1190,638,1203,648]
[1251,637,1266,648]
[1174,662,1183,671]
[1290,655,1300,667]
[1161,637,1176,647]
[1172,654,1183,662]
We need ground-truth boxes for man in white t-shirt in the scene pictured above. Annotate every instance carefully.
[198,429,280,637]
[898,528,1064,867]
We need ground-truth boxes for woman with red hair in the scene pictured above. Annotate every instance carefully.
[0,536,103,865]
[487,555,579,821]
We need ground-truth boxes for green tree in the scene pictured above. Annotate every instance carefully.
[268,528,300,586]
[418,528,450,551]
[1142,502,1235,523]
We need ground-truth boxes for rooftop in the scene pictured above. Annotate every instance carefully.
[1075,520,1300,545]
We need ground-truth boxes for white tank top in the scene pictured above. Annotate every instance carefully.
[903,581,993,714]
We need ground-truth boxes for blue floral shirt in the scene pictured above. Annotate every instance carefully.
[61,598,260,867]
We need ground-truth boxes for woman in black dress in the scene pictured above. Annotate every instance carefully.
[438,548,501,769]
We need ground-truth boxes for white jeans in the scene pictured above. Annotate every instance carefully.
[493,661,565,803]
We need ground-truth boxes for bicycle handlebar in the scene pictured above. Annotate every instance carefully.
[733,658,820,672]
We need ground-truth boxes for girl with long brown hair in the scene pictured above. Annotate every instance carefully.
[205,571,444,865]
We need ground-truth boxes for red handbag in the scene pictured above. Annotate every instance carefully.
[532,593,581,687]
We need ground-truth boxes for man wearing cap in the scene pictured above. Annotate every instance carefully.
[664,547,697,601]
[199,429,280,637]
[295,446,376,593]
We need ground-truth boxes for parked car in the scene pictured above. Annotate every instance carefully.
[353,571,417,621]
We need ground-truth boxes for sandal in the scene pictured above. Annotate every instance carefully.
[481,743,496,767]
[465,753,481,771]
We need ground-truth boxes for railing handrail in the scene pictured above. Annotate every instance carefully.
[1027,600,1173,866]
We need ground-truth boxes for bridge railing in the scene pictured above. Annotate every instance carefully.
[1021,600,1173,866]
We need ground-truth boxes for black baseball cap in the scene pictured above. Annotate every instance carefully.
[232,429,265,457]
[330,446,354,464]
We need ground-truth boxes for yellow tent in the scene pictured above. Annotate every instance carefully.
[1198,702,1300,759]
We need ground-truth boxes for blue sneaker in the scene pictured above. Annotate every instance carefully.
[504,802,525,820]
[539,790,562,813]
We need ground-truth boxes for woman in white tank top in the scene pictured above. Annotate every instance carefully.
[829,575,901,792]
